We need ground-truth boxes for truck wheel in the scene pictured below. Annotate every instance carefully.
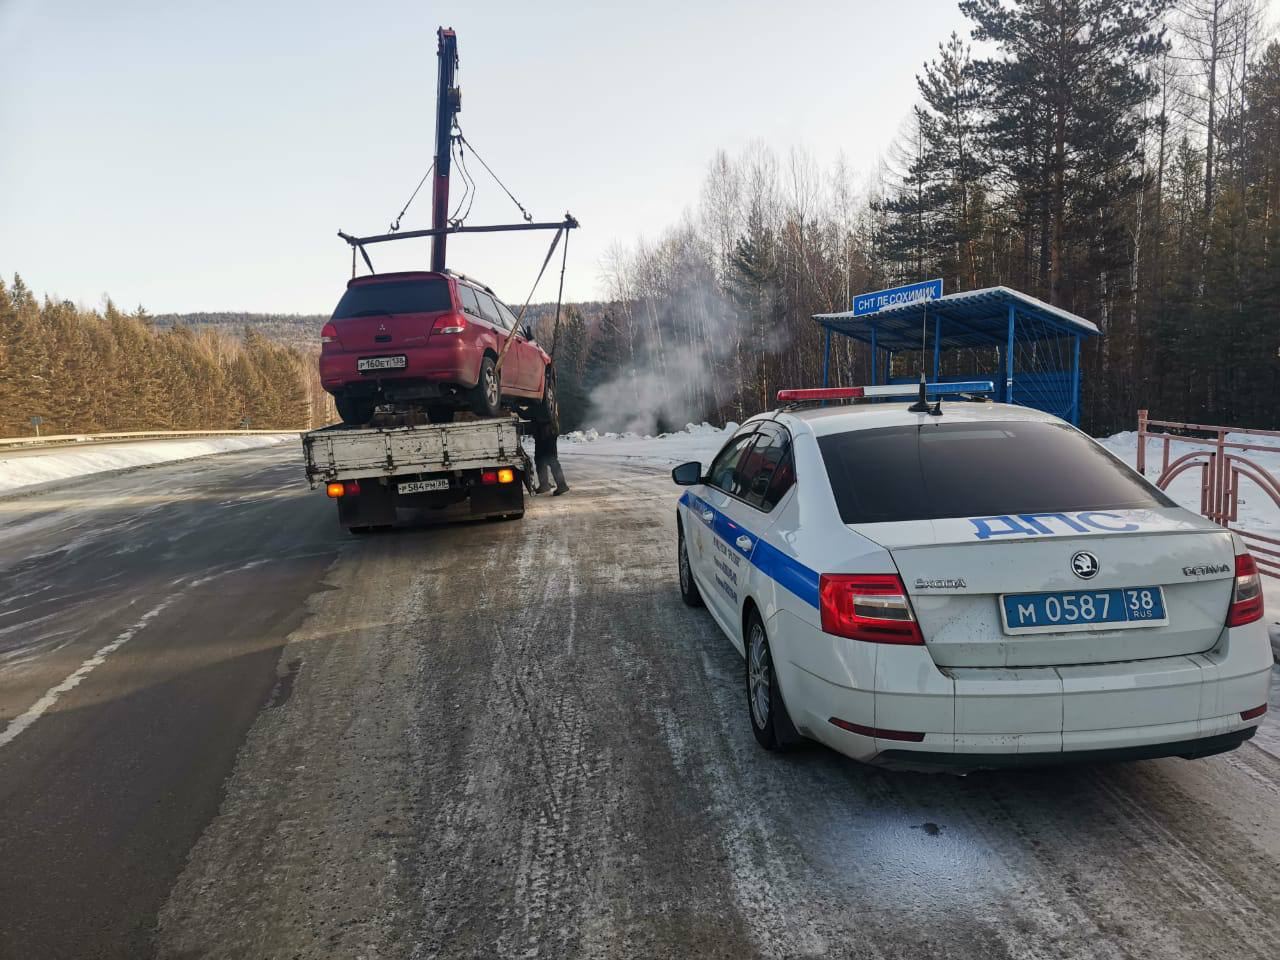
[427,406,454,424]
[336,396,376,426]
[534,368,559,427]
[469,357,501,418]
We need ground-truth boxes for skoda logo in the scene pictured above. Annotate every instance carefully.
[1071,551,1100,580]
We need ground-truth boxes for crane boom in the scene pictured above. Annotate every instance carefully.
[430,27,460,272]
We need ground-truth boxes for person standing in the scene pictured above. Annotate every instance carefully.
[533,418,568,495]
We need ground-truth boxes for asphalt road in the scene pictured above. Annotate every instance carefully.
[2,444,1279,959]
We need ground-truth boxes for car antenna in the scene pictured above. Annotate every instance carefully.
[908,299,942,415]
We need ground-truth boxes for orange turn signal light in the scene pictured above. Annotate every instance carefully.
[497,468,515,484]
[326,482,345,498]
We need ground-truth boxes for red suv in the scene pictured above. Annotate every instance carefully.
[319,271,556,425]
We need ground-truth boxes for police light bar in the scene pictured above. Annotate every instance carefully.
[862,380,994,398]
[776,381,994,404]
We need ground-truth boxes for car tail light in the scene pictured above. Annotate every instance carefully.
[1241,704,1267,722]
[321,322,339,345]
[1226,553,1264,627]
[480,470,498,485]
[819,573,924,644]
[432,313,468,335]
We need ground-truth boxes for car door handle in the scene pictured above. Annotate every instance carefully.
[701,510,714,523]
[736,535,753,551]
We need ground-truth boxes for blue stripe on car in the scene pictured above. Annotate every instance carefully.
[678,491,820,608]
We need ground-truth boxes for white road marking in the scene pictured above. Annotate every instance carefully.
[0,595,176,750]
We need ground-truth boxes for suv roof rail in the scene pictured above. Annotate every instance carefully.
[443,269,496,297]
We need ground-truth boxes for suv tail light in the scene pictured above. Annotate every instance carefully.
[1226,553,1264,627]
[819,574,924,644]
[432,313,468,335]
[321,322,339,345]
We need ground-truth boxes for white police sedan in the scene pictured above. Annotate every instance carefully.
[672,385,1271,769]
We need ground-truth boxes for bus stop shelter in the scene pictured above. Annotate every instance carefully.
[813,286,1100,425]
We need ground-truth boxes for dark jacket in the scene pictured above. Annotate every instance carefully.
[533,420,559,461]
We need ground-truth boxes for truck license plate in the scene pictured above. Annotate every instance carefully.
[358,355,407,372]
[1000,586,1167,635]
[398,479,449,494]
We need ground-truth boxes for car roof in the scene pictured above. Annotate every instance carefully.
[346,269,499,298]
[764,400,1065,438]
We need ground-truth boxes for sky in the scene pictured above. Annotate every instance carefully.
[2,0,1276,315]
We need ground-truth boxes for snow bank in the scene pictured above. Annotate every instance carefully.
[561,421,736,467]
[0,435,297,494]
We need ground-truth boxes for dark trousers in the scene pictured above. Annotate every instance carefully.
[536,454,567,491]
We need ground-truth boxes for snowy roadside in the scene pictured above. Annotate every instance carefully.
[562,421,1280,656]
[0,435,299,495]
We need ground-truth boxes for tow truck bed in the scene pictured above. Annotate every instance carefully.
[302,416,526,531]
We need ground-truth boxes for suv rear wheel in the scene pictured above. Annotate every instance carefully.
[469,356,501,418]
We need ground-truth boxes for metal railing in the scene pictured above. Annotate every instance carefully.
[1137,410,1280,579]
[0,429,300,451]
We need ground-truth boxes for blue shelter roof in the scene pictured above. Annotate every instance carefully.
[813,286,1099,352]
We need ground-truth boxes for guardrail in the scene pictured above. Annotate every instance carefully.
[0,429,302,451]
[1137,410,1280,579]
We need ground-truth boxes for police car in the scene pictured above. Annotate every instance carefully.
[672,383,1271,769]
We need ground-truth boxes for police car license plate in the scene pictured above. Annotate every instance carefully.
[1000,586,1167,635]
[357,355,407,372]
[398,479,449,494]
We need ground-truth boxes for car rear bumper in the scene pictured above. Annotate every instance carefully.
[875,727,1256,770]
[772,608,1273,769]
[320,341,479,393]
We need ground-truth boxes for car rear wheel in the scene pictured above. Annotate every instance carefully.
[336,395,376,426]
[745,610,800,751]
[678,524,704,607]
[469,356,501,418]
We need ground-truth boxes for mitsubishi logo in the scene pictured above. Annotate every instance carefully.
[378,323,387,333]
[1071,551,1100,580]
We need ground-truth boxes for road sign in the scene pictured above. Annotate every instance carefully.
[853,279,944,317]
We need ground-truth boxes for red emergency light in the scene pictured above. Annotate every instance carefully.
[776,387,865,403]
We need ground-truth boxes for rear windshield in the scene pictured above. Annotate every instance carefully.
[818,420,1174,524]
[332,279,452,319]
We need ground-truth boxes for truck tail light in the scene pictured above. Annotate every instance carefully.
[480,470,498,485]
[321,322,339,345]
[819,573,924,644]
[497,468,515,484]
[1226,553,1264,627]
[432,313,468,335]
[326,480,360,498]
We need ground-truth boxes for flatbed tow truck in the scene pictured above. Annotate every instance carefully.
[303,25,572,533]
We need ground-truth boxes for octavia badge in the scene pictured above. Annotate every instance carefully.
[1071,551,1100,580]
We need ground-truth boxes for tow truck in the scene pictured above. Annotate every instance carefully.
[301,26,574,532]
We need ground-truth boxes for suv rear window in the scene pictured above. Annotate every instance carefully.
[333,279,452,319]
[818,421,1173,525]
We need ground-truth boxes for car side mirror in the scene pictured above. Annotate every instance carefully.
[671,461,702,486]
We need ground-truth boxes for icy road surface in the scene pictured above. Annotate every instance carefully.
[1,441,1278,959]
